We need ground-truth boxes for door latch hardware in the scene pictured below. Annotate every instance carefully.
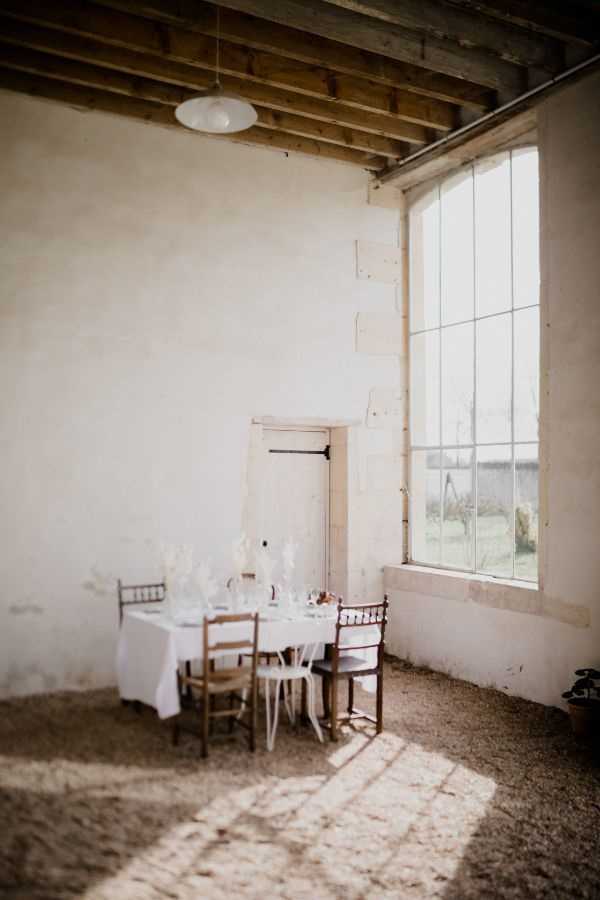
[269,444,330,461]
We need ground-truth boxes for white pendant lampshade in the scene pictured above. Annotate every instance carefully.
[175,83,257,134]
[174,5,256,135]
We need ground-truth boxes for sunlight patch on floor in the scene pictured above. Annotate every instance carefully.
[59,730,498,899]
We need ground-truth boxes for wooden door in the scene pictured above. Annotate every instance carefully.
[261,428,329,592]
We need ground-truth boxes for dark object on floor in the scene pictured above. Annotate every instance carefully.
[562,667,600,740]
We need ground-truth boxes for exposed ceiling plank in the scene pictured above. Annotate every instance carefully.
[0,20,430,143]
[176,0,525,91]
[254,108,409,158]
[0,69,387,169]
[443,0,599,46]
[0,0,456,129]
[0,43,409,158]
[320,0,563,70]
[90,0,495,110]
[0,43,190,105]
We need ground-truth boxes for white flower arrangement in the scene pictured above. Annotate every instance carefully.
[160,543,210,620]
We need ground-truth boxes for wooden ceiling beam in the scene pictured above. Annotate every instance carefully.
[321,0,564,71]
[442,0,599,47]
[254,109,409,159]
[0,44,409,158]
[0,21,430,143]
[0,68,387,169]
[0,0,456,129]
[177,0,525,91]
[91,0,494,109]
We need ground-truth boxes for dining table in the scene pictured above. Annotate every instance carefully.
[117,603,380,719]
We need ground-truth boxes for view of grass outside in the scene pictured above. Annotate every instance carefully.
[424,515,538,582]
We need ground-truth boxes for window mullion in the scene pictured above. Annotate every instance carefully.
[510,151,516,580]
[438,182,443,566]
[472,165,477,575]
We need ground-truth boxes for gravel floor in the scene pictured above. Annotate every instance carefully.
[1,660,599,900]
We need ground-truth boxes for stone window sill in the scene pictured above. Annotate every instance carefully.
[383,564,589,628]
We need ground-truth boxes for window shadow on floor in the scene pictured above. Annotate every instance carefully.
[1,666,599,898]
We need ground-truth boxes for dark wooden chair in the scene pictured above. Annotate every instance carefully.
[117,579,167,708]
[172,612,259,758]
[312,595,388,741]
[117,578,166,625]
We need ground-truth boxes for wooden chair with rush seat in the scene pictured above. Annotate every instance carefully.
[312,595,388,741]
[172,611,259,758]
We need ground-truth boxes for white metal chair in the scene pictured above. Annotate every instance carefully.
[258,644,323,751]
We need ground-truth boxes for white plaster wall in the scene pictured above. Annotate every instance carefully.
[385,70,600,708]
[0,91,401,697]
[384,587,588,698]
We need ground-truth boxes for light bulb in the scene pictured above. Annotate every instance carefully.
[205,100,231,131]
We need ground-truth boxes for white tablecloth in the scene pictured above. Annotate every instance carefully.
[117,607,379,719]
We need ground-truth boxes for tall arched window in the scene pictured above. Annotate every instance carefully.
[408,148,540,582]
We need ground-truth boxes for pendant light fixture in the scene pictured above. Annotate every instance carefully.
[175,6,257,134]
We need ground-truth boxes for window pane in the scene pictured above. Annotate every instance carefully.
[515,444,539,581]
[411,450,441,565]
[441,169,474,326]
[475,153,511,317]
[512,149,539,309]
[410,331,440,447]
[442,448,474,570]
[476,445,512,577]
[442,322,474,446]
[410,186,440,331]
[514,306,540,442]
[477,313,511,444]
